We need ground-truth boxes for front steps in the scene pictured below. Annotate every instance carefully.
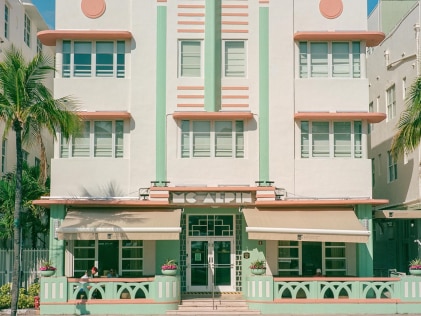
[166,294,261,315]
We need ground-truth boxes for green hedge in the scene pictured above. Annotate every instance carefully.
[0,283,40,309]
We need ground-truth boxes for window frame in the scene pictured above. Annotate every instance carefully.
[4,4,9,40]
[179,40,203,78]
[387,150,397,182]
[181,120,244,159]
[60,120,125,159]
[299,41,361,79]
[62,40,126,78]
[223,40,246,78]
[386,84,396,121]
[300,120,363,159]
[24,14,31,47]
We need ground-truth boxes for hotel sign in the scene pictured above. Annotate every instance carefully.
[171,192,253,205]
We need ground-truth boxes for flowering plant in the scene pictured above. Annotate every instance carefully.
[249,259,266,270]
[39,260,56,271]
[409,258,421,270]
[161,259,177,270]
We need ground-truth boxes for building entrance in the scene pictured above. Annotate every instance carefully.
[186,215,236,292]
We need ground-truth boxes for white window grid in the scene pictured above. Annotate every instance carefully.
[300,121,363,159]
[62,40,126,78]
[181,120,244,158]
[60,120,124,158]
[178,40,203,78]
[386,85,396,121]
[4,4,9,39]
[299,41,361,78]
[387,150,397,182]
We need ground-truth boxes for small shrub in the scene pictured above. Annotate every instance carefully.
[0,283,11,309]
[0,282,38,310]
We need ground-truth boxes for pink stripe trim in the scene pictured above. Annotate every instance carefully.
[221,104,249,107]
[222,86,249,90]
[177,104,204,107]
[76,111,131,119]
[178,95,205,99]
[172,111,253,120]
[222,30,248,33]
[178,29,205,33]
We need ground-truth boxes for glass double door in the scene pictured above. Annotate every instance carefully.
[187,237,235,292]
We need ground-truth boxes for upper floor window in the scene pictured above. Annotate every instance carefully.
[179,40,202,77]
[22,150,29,164]
[4,5,9,39]
[387,150,397,182]
[62,40,125,78]
[2,139,6,173]
[60,120,124,158]
[299,41,361,78]
[24,14,31,47]
[301,121,362,159]
[181,120,244,158]
[37,36,42,54]
[224,40,246,77]
[386,85,396,121]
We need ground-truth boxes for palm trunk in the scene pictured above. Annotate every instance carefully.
[10,122,23,316]
[37,133,47,186]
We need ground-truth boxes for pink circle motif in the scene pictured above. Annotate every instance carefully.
[319,0,343,19]
[81,0,106,19]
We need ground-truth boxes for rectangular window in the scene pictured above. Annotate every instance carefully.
[37,37,42,54]
[73,240,95,277]
[372,158,375,187]
[312,122,329,157]
[1,139,6,173]
[278,241,300,276]
[388,150,397,182]
[334,122,351,157]
[62,41,125,78]
[62,120,124,159]
[310,43,328,77]
[4,5,9,39]
[35,157,40,168]
[74,42,92,77]
[182,120,244,158]
[368,102,374,133]
[72,121,90,157]
[301,121,363,159]
[180,40,201,77]
[63,40,71,78]
[24,14,31,47]
[324,242,346,276]
[224,41,246,77]
[121,240,143,277]
[299,41,361,78]
[96,42,114,77]
[387,85,396,120]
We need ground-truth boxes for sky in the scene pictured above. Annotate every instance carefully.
[33,0,380,30]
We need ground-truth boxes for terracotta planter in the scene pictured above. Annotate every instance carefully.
[40,270,56,277]
[250,268,266,275]
[161,269,177,276]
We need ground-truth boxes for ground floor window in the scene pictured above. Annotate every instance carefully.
[278,241,346,276]
[71,240,143,277]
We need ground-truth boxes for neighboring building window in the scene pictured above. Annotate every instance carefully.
[224,40,246,77]
[402,77,407,100]
[35,157,40,168]
[299,41,361,78]
[62,40,125,78]
[37,37,42,54]
[278,241,347,277]
[386,85,396,120]
[181,120,244,158]
[22,150,29,164]
[300,121,363,158]
[73,240,143,278]
[371,158,375,187]
[368,102,374,133]
[60,120,124,158]
[1,139,6,173]
[179,40,201,77]
[4,4,9,39]
[24,14,31,47]
[387,150,397,182]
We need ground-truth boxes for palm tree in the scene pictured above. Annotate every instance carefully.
[391,76,421,158]
[0,46,81,316]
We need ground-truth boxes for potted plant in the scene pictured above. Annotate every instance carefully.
[39,260,57,277]
[161,259,177,276]
[250,259,266,275]
[409,258,421,276]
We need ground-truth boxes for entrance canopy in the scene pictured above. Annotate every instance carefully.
[243,208,370,243]
[56,208,182,240]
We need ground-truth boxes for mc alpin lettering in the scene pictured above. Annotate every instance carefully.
[172,192,252,205]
